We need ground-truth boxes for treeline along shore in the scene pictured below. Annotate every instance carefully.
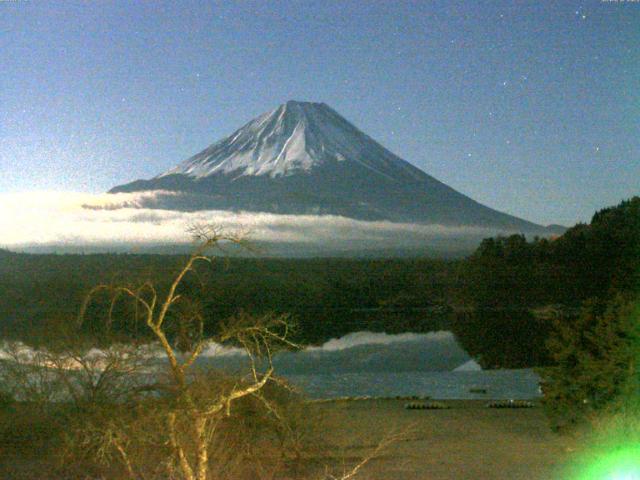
[1,197,638,369]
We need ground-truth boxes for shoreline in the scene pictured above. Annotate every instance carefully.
[308,398,576,479]
[307,396,539,403]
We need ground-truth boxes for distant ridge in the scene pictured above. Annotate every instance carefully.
[110,101,555,234]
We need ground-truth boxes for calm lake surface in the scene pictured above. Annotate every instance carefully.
[6,331,542,401]
[200,331,543,400]
[283,369,542,400]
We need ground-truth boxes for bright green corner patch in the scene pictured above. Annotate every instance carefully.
[573,445,640,480]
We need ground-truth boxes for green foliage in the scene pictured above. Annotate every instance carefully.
[0,254,459,347]
[452,309,552,368]
[0,196,637,370]
[465,197,640,308]
[466,234,543,308]
[538,295,640,431]
[535,198,640,429]
[459,196,640,369]
[553,197,640,301]
[0,390,14,416]
[0,242,318,480]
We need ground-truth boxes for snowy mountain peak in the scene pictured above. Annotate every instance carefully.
[158,101,426,181]
[110,101,551,233]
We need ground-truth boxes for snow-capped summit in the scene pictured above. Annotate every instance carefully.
[110,101,553,234]
[158,100,425,182]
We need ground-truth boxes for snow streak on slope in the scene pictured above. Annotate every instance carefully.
[110,100,555,233]
[159,101,427,182]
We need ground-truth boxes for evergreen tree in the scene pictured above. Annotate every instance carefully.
[539,295,640,430]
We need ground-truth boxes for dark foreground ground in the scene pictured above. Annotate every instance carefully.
[310,399,578,480]
[0,398,580,479]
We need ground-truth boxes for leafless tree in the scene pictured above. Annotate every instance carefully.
[1,225,407,480]
[76,225,300,480]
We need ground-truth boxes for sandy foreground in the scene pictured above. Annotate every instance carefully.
[307,399,578,480]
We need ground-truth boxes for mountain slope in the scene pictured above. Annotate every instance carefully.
[110,101,549,232]
[159,100,428,182]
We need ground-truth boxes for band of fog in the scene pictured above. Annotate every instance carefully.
[0,191,508,247]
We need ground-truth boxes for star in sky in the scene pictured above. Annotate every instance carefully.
[2,0,637,228]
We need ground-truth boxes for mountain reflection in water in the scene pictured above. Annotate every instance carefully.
[196,331,541,399]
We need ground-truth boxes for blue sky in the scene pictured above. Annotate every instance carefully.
[1,0,638,226]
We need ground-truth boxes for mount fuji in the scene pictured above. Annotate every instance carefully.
[110,101,555,234]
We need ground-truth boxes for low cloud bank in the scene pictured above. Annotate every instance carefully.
[0,191,511,251]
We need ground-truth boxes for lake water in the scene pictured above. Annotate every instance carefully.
[283,369,542,400]
[4,331,543,401]
[199,331,543,400]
